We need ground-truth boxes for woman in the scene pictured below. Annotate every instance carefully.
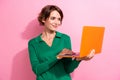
[28,5,94,80]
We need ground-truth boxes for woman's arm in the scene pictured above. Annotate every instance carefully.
[61,35,81,73]
[28,43,58,76]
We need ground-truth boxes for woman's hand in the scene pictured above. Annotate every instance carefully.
[57,48,73,59]
[76,49,95,61]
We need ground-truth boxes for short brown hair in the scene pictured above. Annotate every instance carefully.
[38,5,64,25]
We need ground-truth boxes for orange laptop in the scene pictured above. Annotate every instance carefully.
[60,26,105,58]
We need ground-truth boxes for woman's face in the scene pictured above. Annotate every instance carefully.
[42,10,61,31]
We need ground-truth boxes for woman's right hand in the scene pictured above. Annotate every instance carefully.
[57,48,73,59]
[76,49,95,61]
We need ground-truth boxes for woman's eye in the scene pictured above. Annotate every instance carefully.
[50,17,61,21]
[50,17,55,20]
[58,18,61,21]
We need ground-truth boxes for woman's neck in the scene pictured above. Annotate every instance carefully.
[42,29,56,39]
[41,30,56,47]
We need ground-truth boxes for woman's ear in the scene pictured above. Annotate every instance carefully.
[42,18,45,23]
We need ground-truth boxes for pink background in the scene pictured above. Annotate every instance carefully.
[0,0,120,80]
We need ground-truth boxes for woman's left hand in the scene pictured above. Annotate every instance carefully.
[75,49,95,61]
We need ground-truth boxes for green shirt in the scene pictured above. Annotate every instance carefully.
[28,31,81,80]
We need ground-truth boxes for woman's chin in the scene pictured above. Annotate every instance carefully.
[51,28,57,31]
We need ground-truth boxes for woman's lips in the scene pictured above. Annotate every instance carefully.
[52,25,57,28]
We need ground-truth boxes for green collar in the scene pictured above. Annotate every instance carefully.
[36,31,62,42]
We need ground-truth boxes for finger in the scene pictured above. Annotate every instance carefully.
[72,57,75,60]
[76,58,80,61]
[91,49,95,53]
[63,48,69,52]
[62,49,70,54]
[90,51,95,58]
[64,49,72,55]
[88,49,95,58]
[56,56,62,59]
